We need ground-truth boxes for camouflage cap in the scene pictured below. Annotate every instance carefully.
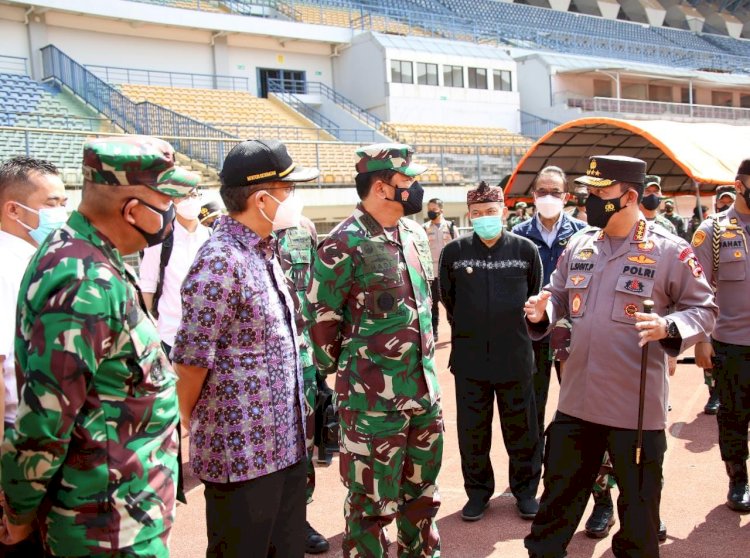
[355,143,426,176]
[82,135,198,197]
[645,174,661,189]
[467,181,504,205]
[715,184,736,200]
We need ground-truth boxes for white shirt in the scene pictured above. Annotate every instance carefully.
[0,230,36,424]
[535,213,564,248]
[138,221,211,347]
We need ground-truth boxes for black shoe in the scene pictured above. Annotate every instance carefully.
[585,490,614,539]
[704,390,720,415]
[461,498,489,521]
[516,497,539,520]
[305,522,329,554]
[725,462,750,513]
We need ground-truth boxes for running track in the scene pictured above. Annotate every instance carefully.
[170,310,750,557]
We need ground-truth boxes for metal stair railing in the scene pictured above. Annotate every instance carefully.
[40,44,237,170]
[267,78,342,139]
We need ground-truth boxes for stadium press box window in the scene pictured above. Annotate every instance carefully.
[391,60,414,84]
[417,62,439,86]
[444,65,464,88]
[493,70,512,92]
[468,68,488,89]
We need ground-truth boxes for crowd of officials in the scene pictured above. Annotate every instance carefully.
[0,134,747,558]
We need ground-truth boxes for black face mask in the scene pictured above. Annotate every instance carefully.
[386,180,424,217]
[586,191,628,229]
[641,194,661,211]
[716,204,730,213]
[575,194,588,207]
[125,198,176,247]
[742,188,750,209]
[427,210,439,220]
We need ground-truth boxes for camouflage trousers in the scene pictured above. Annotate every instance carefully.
[304,364,317,503]
[339,404,443,558]
[592,451,616,493]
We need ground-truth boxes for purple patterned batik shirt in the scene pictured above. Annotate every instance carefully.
[172,215,306,483]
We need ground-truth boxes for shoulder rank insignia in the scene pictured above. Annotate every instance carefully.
[632,220,647,242]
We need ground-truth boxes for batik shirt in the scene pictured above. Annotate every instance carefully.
[2,211,178,557]
[172,216,306,483]
[306,205,440,412]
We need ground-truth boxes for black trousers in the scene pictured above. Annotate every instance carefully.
[455,374,541,502]
[203,460,306,558]
[531,340,561,442]
[430,279,440,335]
[162,342,186,504]
[713,340,750,462]
[525,413,666,558]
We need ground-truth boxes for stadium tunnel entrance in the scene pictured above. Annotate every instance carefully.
[505,117,750,200]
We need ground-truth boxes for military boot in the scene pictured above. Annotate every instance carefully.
[585,489,615,538]
[704,386,720,415]
[725,461,750,512]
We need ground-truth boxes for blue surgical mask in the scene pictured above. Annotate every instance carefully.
[472,215,503,240]
[15,202,68,245]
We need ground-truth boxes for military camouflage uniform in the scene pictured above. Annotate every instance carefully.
[0,136,194,557]
[308,205,442,557]
[3,211,179,557]
[276,222,318,502]
[649,213,678,235]
[307,144,442,558]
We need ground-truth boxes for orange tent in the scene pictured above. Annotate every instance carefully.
[505,117,750,197]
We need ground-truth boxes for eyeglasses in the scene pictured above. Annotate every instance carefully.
[534,190,565,199]
[265,185,296,196]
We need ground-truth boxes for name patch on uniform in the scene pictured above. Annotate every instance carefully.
[622,265,655,278]
[722,239,744,248]
[570,262,594,271]
[627,254,656,265]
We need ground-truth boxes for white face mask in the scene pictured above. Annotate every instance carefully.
[175,197,202,221]
[535,195,564,220]
[260,191,304,231]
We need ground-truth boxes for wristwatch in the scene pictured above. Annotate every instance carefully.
[664,318,679,339]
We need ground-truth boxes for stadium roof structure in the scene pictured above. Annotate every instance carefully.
[516,52,750,86]
[505,118,750,195]
[370,32,513,60]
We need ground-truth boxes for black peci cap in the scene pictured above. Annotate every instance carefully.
[220,139,319,188]
[737,159,750,175]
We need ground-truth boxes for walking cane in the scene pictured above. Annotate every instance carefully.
[635,299,654,465]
